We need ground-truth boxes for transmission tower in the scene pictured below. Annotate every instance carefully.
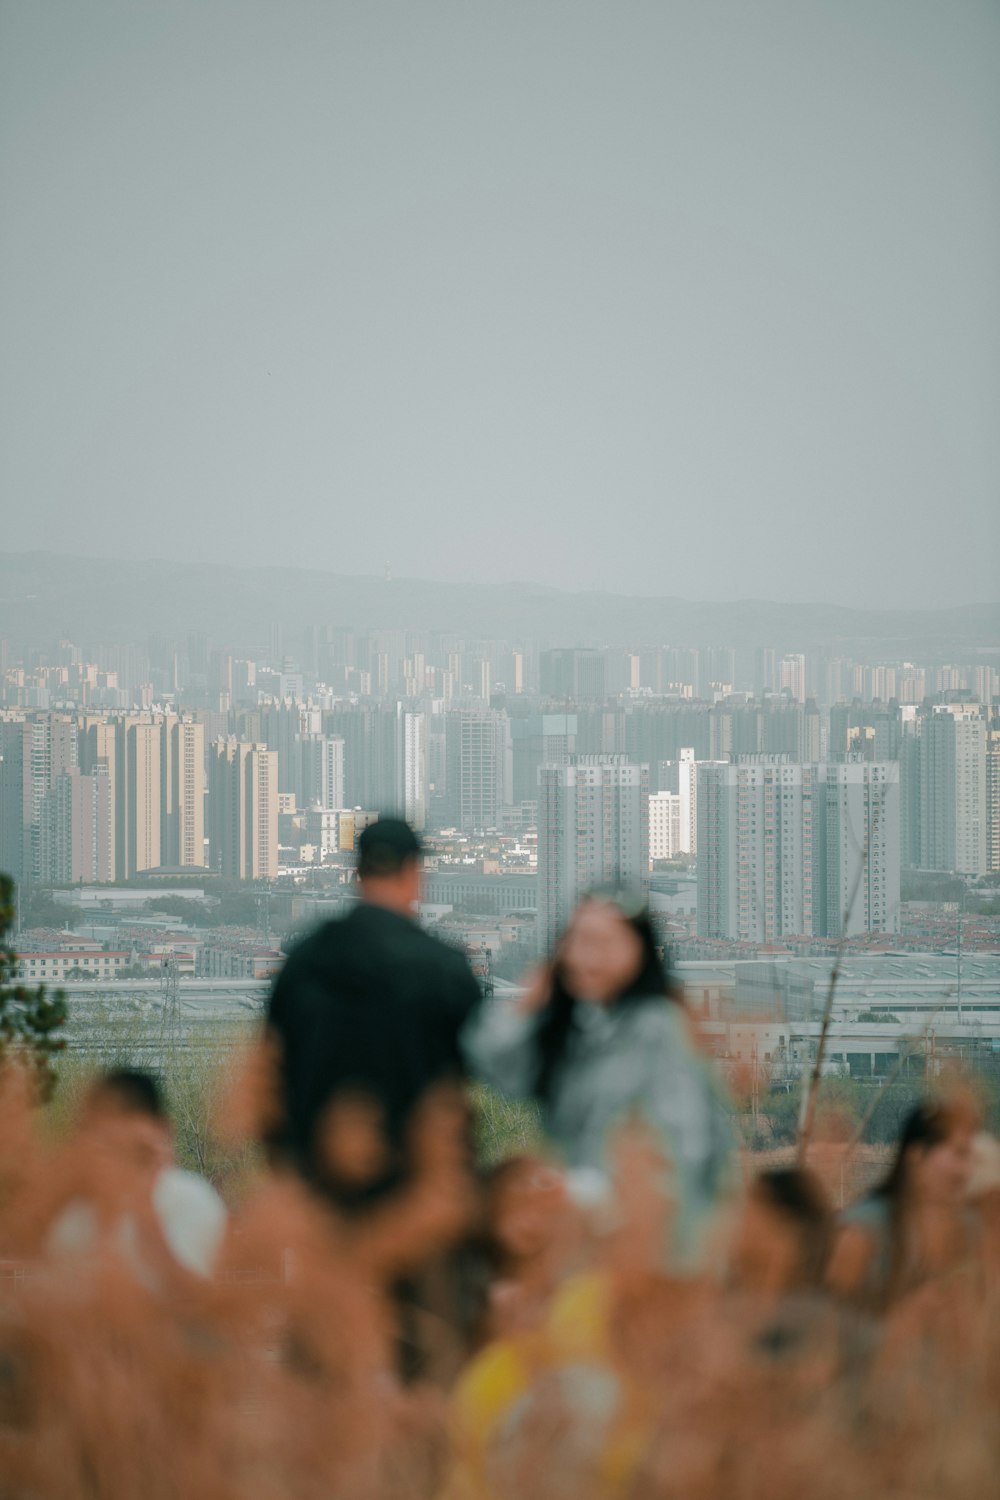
[160,953,180,1026]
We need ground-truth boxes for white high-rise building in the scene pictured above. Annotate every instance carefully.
[988,721,1000,875]
[697,756,900,943]
[697,758,815,944]
[822,761,901,936]
[399,709,427,831]
[649,790,682,862]
[162,716,205,869]
[779,654,807,704]
[298,734,346,813]
[119,717,162,878]
[538,755,649,954]
[919,707,987,877]
[657,747,698,853]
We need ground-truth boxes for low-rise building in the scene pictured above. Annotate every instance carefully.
[18,950,129,982]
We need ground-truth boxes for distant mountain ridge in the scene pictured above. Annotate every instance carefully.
[0,551,997,655]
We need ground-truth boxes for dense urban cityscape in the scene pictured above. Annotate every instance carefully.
[1,588,997,1087]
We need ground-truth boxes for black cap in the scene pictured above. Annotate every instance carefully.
[356,817,422,878]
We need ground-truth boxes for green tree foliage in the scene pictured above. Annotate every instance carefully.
[0,874,68,1096]
[215,888,269,928]
[144,894,215,927]
[16,886,82,931]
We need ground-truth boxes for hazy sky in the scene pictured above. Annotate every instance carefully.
[2,2,998,608]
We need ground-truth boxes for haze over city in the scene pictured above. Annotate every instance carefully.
[4,9,1000,1499]
[2,0,999,607]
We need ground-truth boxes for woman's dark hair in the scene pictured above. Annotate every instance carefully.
[868,1097,978,1302]
[89,1067,166,1120]
[533,893,678,1103]
[875,1099,973,1206]
[754,1167,833,1288]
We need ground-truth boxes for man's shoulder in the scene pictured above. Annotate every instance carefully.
[276,903,477,986]
[267,915,354,1011]
[283,909,359,963]
[370,907,475,972]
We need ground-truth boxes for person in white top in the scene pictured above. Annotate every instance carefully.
[46,1067,228,1287]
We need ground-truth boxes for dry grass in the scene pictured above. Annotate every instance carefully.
[0,1053,997,1500]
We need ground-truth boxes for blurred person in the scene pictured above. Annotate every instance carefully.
[828,1097,979,1313]
[444,1259,649,1500]
[731,1167,834,1302]
[265,818,481,1212]
[463,890,736,1269]
[46,1067,228,1285]
[467,1155,578,1346]
[723,1166,845,1381]
[265,817,482,1382]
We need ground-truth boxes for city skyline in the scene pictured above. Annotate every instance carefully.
[3,624,996,956]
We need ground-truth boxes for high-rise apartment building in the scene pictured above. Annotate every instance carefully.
[987,718,1000,874]
[697,757,900,943]
[537,755,649,954]
[625,704,714,771]
[398,708,427,830]
[298,734,346,812]
[822,761,901,936]
[79,717,118,880]
[38,766,113,883]
[698,759,815,944]
[325,705,427,828]
[918,707,987,876]
[118,718,162,878]
[649,789,682,861]
[510,714,577,807]
[539,649,607,702]
[657,747,698,853]
[0,718,31,882]
[829,701,905,763]
[706,647,737,690]
[779,654,807,705]
[761,698,821,762]
[162,717,205,868]
[261,703,319,797]
[3,714,80,882]
[209,740,279,880]
[755,648,778,698]
[898,710,921,869]
[443,709,511,832]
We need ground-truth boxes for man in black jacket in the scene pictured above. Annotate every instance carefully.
[265,818,482,1214]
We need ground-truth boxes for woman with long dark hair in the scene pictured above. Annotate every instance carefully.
[463,890,736,1268]
[828,1097,978,1311]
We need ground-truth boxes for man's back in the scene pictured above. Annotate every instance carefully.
[266,902,481,1206]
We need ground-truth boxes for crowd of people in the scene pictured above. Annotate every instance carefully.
[1,818,998,1499]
